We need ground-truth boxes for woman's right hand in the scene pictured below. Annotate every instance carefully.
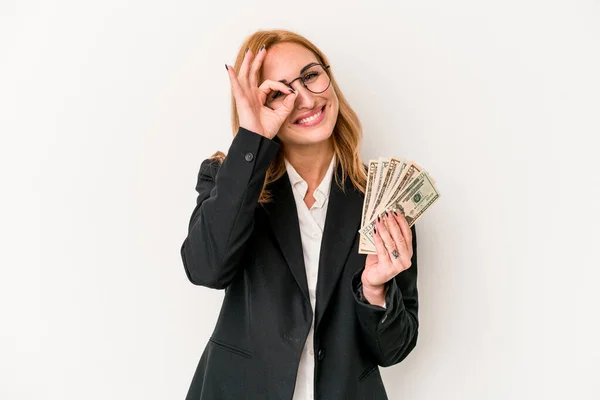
[225,46,297,140]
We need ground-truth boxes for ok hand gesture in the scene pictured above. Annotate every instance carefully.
[225,46,297,139]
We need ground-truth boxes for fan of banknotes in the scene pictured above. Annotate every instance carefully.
[358,157,440,255]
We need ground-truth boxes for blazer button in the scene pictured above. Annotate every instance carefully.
[244,152,254,162]
[317,349,324,360]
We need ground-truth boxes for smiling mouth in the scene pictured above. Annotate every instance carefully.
[294,105,326,125]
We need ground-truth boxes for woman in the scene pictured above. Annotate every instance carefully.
[180,29,419,400]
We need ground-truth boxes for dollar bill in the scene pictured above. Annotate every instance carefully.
[367,157,388,221]
[359,170,439,246]
[369,157,402,222]
[359,161,379,253]
[360,157,396,254]
[374,162,421,218]
[361,160,378,228]
[359,239,377,254]
[389,159,408,192]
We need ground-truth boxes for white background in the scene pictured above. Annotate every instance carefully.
[1,0,599,399]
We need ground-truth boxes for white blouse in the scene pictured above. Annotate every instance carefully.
[285,154,335,400]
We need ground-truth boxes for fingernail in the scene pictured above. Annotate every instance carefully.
[224,64,228,71]
[289,88,295,93]
[374,227,377,234]
[385,210,389,217]
[259,45,265,52]
[393,209,398,216]
[245,47,249,54]
[377,216,380,223]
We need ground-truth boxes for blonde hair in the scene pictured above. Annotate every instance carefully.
[211,29,367,204]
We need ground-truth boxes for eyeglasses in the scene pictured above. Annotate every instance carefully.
[265,63,331,109]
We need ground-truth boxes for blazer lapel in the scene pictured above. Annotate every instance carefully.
[264,164,365,331]
[264,173,311,305]
[314,165,364,332]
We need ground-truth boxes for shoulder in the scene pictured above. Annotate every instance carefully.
[198,156,223,181]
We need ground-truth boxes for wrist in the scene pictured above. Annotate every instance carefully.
[362,282,386,296]
[239,124,267,138]
[361,280,387,306]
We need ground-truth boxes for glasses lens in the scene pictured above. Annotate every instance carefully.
[265,64,330,109]
[304,64,330,94]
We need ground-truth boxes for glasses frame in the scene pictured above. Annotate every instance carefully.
[266,63,332,107]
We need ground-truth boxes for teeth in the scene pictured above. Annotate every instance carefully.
[297,108,323,124]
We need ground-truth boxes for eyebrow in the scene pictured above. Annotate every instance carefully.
[277,62,319,84]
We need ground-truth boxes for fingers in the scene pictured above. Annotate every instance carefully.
[258,79,295,98]
[258,79,298,115]
[279,90,298,113]
[372,221,391,265]
[225,64,245,104]
[238,48,254,88]
[249,46,266,88]
[384,209,410,260]
[392,208,413,259]
[377,213,409,268]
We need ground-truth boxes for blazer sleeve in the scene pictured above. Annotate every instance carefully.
[351,224,419,367]
[180,127,280,289]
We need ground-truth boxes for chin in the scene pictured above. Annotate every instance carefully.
[285,127,333,146]
[292,122,336,143]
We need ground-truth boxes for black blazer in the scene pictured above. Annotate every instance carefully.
[180,127,419,400]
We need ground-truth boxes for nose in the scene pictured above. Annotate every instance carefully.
[289,81,317,109]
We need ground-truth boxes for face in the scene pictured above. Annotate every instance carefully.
[261,42,339,147]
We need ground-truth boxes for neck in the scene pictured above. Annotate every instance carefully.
[284,140,335,189]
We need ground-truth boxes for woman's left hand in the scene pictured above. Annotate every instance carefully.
[362,208,414,301]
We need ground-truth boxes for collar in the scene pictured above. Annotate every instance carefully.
[284,154,336,209]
